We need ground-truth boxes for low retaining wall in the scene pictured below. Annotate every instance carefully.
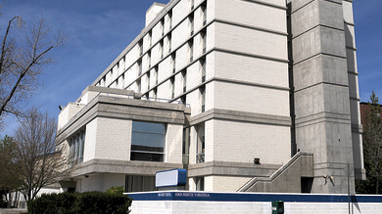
[127,191,382,214]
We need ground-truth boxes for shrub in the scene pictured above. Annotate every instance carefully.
[106,186,124,195]
[28,191,132,214]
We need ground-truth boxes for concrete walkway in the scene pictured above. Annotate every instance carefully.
[0,209,27,214]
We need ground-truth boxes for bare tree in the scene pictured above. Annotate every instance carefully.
[14,108,71,201]
[0,12,64,129]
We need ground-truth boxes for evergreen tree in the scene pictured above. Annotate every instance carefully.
[357,91,382,194]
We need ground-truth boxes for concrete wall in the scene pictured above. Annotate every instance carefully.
[128,192,382,214]
[289,0,360,193]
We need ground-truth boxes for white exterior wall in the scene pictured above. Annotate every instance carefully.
[211,119,290,164]
[212,81,289,116]
[214,22,287,60]
[215,0,286,32]
[172,19,189,51]
[213,51,288,88]
[57,103,84,129]
[94,117,132,161]
[130,200,382,214]
[209,176,251,192]
[83,118,98,162]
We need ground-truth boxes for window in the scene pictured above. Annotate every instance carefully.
[201,3,207,25]
[137,59,142,76]
[201,30,207,54]
[182,127,190,164]
[131,121,165,162]
[101,76,106,87]
[168,10,173,29]
[137,79,141,93]
[69,130,85,167]
[148,31,152,47]
[161,19,165,36]
[138,40,143,56]
[189,13,194,36]
[196,123,205,163]
[153,88,158,100]
[121,73,125,89]
[200,86,205,112]
[200,58,206,82]
[147,50,151,68]
[154,66,159,85]
[160,40,164,59]
[181,95,186,105]
[167,34,172,52]
[170,77,175,99]
[125,175,156,192]
[182,70,187,93]
[147,72,150,90]
[188,40,193,62]
[171,53,176,73]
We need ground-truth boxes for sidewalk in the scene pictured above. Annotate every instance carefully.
[0,209,27,214]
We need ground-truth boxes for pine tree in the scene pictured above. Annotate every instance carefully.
[360,91,382,194]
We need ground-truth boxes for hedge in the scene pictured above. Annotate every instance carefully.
[27,191,132,214]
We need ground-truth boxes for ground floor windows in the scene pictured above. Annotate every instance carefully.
[131,121,165,162]
[125,175,156,192]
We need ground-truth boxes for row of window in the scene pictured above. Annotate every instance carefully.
[68,130,85,167]
[96,1,207,98]
[135,56,206,103]
[124,175,205,192]
[68,121,206,166]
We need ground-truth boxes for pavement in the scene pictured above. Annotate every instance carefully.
[0,209,27,214]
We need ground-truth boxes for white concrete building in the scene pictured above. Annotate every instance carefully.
[57,0,363,194]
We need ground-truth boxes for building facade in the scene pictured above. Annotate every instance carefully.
[57,0,363,194]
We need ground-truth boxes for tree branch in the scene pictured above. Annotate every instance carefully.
[0,16,21,77]
[0,45,54,117]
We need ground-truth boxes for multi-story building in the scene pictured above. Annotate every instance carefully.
[57,0,364,194]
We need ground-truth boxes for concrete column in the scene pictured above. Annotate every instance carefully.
[288,0,357,194]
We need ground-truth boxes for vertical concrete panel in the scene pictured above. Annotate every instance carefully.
[158,57,171,83]
[172,20,188,51]
[166,124,183,163]
[152,21,162,45]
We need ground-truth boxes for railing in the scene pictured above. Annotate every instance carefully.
[196,153,205,163]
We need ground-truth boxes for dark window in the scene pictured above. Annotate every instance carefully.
[69,130,85,167]
[125,175,156,192]
[131,121,165,162]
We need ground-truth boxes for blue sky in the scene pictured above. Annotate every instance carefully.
[0,0,381,137]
